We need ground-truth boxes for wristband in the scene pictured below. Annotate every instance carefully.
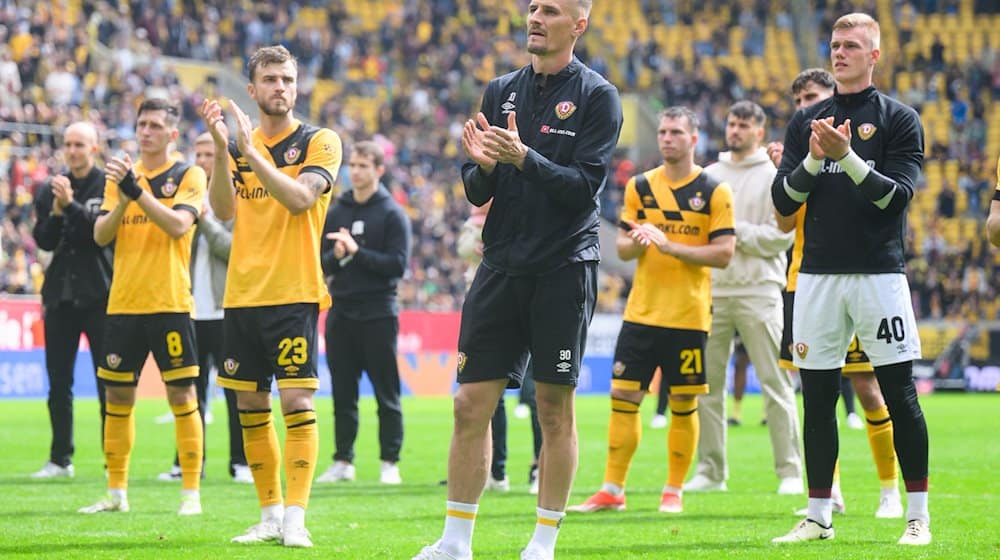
[837,149,872,185]
[118,169,143,199]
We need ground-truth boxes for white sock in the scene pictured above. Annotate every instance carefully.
[181,489,199,499]
[526,507,565,556]
[662,485,682,497]
[109,488,127,502]
[807,497,833,527]
[832,483,843,501]
[261,503,284,523]
[285,505,306,528]
[440,501,477,557]
[880,486,900,499]
[906,491,929,524]
[600,482,624,496]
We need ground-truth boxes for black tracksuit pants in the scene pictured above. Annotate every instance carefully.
[326,313,404,463]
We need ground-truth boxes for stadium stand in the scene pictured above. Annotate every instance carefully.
[1,0,998,319]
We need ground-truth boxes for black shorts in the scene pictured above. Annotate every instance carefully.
[219,303,320,392]
[780,290,873,373]
[97,313,198,386]
[457,261,597,388]
[611,322,708,395]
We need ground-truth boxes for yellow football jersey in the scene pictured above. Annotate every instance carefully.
[785,205,806,291]
[224,120,342,309]
[101,158,205,314]
[620,166,734,331]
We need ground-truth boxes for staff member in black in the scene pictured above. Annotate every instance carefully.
[318,140,411,486]
[413,1,622,559]
[30,121,112,478]
[771,13,931,547]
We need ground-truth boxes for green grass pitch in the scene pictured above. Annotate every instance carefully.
[1,393,996,558]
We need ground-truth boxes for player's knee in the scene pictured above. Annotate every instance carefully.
[165,383,197,407]
[852,374,886,410]
[874,361,919,411]
[105,384,136,406]
[452,390,492,427]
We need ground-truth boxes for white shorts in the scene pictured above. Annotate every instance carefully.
[792,273,921,370]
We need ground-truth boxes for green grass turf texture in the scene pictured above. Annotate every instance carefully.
[1,392,995,559]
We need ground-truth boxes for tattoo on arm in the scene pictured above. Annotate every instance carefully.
[299,172,330,199]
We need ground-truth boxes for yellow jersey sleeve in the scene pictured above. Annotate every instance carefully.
[174,165,206,216]
[100,178,121,213]
[619,176,639,226]
[302,128,343,188]
[708,182,735,238]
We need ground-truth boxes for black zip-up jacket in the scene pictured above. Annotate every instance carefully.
[772,86,923,274]
[462,57,623,275]
[32,167,113,309]
[321,185,412,320]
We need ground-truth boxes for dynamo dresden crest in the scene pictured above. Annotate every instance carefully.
[106,353,122,369]
[554,101,576,120]
[795,342,809,359]
[224,358,240,376]
[688,192,706,211]
[162,177,178,196]
[857,123,877,141]
[284,146,300,164]
[457,352,467,373]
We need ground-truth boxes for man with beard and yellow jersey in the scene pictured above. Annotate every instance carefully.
[200,44,341,549]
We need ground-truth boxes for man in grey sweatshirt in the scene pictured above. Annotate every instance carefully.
[684,101,803,495]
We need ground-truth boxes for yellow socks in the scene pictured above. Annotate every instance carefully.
[240,409,283,507]
[666,397,699,489]
[104,402,135,490]
[865,405,899,487]
[171,400,203,491]
[284,409,318,509]
[604,398,641,488]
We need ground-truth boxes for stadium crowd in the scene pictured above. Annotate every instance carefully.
[1,0,999,320]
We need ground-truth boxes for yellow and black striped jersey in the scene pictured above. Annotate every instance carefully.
[619,166,734,331]
[224,119,342,309]
[101,157,205,314]
[785,205,806,291]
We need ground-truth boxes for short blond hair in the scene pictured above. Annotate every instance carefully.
[832,12,880,50]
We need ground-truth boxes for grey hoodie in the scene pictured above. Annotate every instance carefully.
[706,147,794,297]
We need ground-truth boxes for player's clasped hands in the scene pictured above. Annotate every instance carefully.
[625,220,676,256]
[810,117,852,160]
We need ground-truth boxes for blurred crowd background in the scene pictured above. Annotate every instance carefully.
[1,0,999,321]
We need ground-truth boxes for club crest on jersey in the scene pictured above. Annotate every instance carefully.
[284,146,301,164]
[162,177,178,196]
[688,192,705,211]
[612,361,626,377]
[106,354,122,369]
[224,358,240,376]
[795,342,809,359]
[555,101,576,120]
[457,352,467,373]
[857,123,877,141]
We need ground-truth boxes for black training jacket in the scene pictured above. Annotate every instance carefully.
[32,166,113,309]
[321,185,412,320]
[773,86,923,274]
[462,57,623,276]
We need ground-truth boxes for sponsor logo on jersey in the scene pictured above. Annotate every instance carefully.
[612,361,626,377]
[457,352,467,373]
[688,192,705,211]
[555,101,576,120]
[795,342,809,359]
[106,354,122,369]
[658,223,701,236]
[857,123,877,141]
[284,146,300,164]
[162,176,178,196]
[539,125,576,137]
[501,92,516,114]
[224,358,240,375]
